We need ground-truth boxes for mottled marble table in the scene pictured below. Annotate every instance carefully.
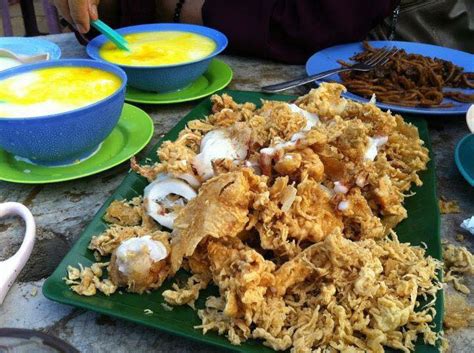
[0,33,473,352]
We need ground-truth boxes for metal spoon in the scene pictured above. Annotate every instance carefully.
[0,49,49,64]
[467,105,474,133]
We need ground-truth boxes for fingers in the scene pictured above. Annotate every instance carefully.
[53,0,100,33]
[89,0,100,21]
[53,0,73,25]
[68,0,90,33]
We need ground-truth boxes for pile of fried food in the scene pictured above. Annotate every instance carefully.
[339,41,474,108]
[65,83,444,352]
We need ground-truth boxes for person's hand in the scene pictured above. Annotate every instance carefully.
[53,0,100,33]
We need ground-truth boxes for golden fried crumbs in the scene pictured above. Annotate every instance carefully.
[443,243,474,294]
[444,293,474,330]
[63,263,117,296]
[103,197,143,226]
[162,274,209,309]
[88,225,165,256]
[197,232,442,353]
[439,198,461,214]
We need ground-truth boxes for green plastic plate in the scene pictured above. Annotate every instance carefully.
[125,59,233,104]
[43,91,442,353]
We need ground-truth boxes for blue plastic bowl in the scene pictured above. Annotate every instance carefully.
[86,23,228,92]
[455,134,474,187]
[0,59,127,166]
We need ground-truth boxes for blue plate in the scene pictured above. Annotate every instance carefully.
[306,41,474,115]
[455,134,474,187]
[0,37,61,60]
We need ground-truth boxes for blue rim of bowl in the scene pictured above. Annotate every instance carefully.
[454,133,474,187]
[0,37,62,60]
[0,59,127,121]
[86,23,228,69]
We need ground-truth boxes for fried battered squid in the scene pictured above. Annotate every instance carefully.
[65,83,441,353]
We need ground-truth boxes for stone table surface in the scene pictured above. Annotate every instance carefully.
[0,33,473,353]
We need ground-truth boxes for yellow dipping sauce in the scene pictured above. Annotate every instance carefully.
[0,67,121,118]
[99,31,216,66]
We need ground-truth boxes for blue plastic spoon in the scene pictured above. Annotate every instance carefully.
[91,19,130,51]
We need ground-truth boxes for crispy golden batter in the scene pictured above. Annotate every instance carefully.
[206,237,276,320]
[64,263,116,296]
[131,129,202,183]
[211,93,256,115]
[295,82,348,118]
[280,178,343,243]
[258,101,308,141]
[198,232,441,352]
[341,188,385,240]
[170,169,264,274]
[103,197,147,226]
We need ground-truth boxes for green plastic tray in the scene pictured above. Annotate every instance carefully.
[43,90,443,353]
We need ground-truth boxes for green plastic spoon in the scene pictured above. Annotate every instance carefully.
[91,19,130,51]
